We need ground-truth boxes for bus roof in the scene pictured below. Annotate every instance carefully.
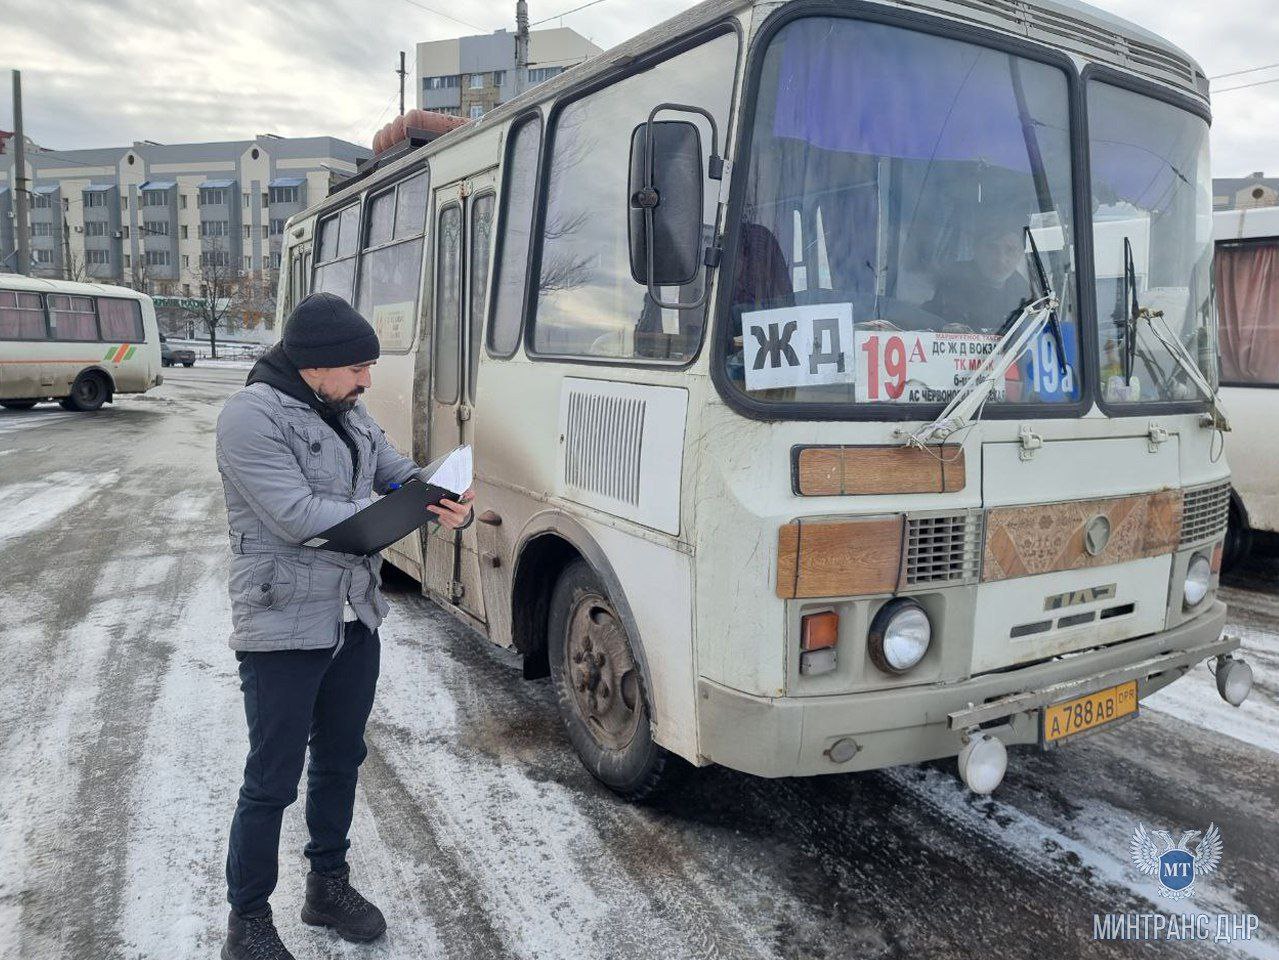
[1215,206,1279,243]
[0,274,151,301]
[303,0,1207,223]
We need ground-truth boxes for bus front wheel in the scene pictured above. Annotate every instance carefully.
[548,560,669,801]
[61,373,109,412]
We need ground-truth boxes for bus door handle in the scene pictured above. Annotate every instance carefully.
[456,404,472,423]
[477,510,502,527]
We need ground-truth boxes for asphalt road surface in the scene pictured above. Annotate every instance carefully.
[1,365,1275,960]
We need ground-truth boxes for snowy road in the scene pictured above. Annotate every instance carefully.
[0,366,1276,959]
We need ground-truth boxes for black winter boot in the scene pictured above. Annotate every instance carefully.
[301,864,387,943]
[222,908,295,960]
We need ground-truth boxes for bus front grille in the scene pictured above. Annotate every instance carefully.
[903,510,985,587]
[1180,481,1231,546]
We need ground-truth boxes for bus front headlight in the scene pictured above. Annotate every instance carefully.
[1184,554,1211,608]
[868,599,931,674]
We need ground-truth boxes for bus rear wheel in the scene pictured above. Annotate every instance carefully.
[548,560,669,801]
[0,400,38,410]
[61,373,108,412]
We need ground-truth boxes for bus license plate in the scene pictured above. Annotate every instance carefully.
[1041,680,1138,745]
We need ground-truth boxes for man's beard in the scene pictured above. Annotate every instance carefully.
[318,388,361,414]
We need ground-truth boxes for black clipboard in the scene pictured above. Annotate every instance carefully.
[303,446,470,556]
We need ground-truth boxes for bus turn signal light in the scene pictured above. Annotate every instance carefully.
[801,611,839,651]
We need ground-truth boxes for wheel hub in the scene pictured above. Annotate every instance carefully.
[565,595,642,751]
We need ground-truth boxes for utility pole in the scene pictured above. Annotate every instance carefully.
[396,51,407,116]
[515,1,530,97]
[12,70,31,276]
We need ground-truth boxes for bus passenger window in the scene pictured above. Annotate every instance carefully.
[489,115,542,357]
[532,31,737,363]
[97,298,144,342]
[313,203,360,302]
[433,205,463,403]
[356,171,428,353]
[48,295,99,341]
[0,290,47,340]
[1217,239,1279,386]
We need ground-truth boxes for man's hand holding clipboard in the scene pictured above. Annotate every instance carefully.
[428,487,475,530]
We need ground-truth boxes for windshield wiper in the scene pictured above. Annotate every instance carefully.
[1119,237,1229,428]
[1025,226,1067,378]
[900,293,1059,446]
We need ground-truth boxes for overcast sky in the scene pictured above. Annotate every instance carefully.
[3,0,1278,176]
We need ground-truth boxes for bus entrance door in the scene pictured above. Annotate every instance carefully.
[424,172,496,626]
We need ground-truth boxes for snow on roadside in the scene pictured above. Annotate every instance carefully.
[0,470,119,546]
[1144,623,1279,757]
[885,766,1279,960]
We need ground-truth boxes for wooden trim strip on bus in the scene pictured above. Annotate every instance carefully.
[776,516,904,599]
[792,445,966,496]
[982,490,1183,582]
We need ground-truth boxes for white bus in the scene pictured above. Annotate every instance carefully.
[0,276,161,411]
[276,0,1253,799]
[1214,205,1279,564]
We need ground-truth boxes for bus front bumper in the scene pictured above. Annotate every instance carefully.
[696,600,1231,779]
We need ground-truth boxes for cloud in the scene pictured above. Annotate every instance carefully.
[5,0,1279,176]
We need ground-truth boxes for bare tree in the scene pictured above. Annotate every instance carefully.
[182,238,239,359]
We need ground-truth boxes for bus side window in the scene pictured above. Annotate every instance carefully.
[313,203,359,301]
[0,290,48,340]
[97,298,144,342]
[356,171,428,353]
[530,30,738,363]
[488,114,543,357]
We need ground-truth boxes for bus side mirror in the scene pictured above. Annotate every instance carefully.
[628,119,704,291]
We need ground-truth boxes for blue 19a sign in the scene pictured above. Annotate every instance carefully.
[742,304,856,392]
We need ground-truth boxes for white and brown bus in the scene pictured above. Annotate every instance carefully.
[0,276,161,411]
[275,0,1253,799]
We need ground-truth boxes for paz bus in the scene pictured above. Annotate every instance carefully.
[274,0,1254,799]
[0,276,161,411]
[1214,205,1279,565]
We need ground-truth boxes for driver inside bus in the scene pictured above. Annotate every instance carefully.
[925,214,1032,331]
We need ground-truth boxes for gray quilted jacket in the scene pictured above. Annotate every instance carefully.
[215,379,421,651]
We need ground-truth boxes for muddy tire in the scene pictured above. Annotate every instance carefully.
[62,372,109,412]
[0,400,38,410]
[548,560,668,801]
[1222,496,1252,573]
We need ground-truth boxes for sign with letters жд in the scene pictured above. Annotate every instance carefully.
[742,303,856,392]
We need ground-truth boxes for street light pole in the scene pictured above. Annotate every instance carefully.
[12,70,31,276]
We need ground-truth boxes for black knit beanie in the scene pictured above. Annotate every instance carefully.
[282,292,380,369]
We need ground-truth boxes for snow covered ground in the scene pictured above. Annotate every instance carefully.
[1,365,1275,960]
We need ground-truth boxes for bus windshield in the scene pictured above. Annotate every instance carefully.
[722,16,1082,409]
[1087,81,1216,406]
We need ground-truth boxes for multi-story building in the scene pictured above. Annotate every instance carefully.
[1214,172,1279,211]
[417,27,602,120]
[0,134,370,298]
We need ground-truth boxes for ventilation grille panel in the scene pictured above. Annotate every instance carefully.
[1181,481,1230,545]
[904,511,985,586]
[563,391,646,507]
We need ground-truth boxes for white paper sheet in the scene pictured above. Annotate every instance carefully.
[426,445,472,496]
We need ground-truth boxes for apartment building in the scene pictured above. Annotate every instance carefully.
[0,134,370,294]
[417,27,602,120]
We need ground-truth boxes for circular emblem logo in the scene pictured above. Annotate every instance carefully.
[1085,515,1112,556]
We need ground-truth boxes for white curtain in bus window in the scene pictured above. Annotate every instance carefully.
[48,294,99,341]
[1087,81,1214,404]
[0,291,46,340]
[468,193,496,396]
[97,298,144,342]
[1216,240,1279,385]
[433,205,463,403]
[725,18,1080,406]
[533,32,737,362]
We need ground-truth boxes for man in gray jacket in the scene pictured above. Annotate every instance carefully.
[215,292,472,960]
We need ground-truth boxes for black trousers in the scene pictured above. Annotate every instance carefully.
[226,620,380,916]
